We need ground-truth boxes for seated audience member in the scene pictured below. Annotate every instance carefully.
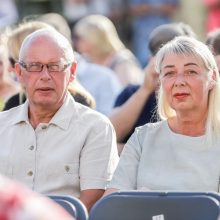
[206,28,220,72]
[0,175,73,220]
[4,20,96,110]
[0,28,119,211]
[73,14,143,88]
[110,23,196,153]
[105,36,220,194]
[127,0,179,67]
[76,53,121,115]
[0,35,19,110]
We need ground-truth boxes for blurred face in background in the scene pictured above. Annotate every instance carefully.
[74,34,94,60]
[0,45,9,81]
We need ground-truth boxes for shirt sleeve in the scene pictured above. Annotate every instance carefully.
[107,129,142,190]
[114,84,139,107]
[79,117,119,190]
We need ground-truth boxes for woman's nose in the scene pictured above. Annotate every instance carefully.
[174,73,186,86]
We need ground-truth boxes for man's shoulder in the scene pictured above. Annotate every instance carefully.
[74,101,111,123]
[0,105,23,124]
[72,102,114,134]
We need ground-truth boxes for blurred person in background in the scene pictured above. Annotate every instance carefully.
[0,34,20,110]
[110,22,196,154]
[206,28,220,71]
[203,0,220,32]
[0,0,18,31]
[128,0,179,67]
[62,0,109,30]
[0,174,73,220]
[73,14,143,88]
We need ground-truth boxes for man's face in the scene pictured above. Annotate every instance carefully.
[15,37,76,110]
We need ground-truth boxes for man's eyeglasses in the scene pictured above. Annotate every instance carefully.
[19,61,73,73]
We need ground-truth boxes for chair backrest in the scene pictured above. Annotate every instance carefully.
[89,191,220,220]
[52,198,77,217]
[49,195,88,220]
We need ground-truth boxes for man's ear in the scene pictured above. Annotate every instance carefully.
[14,63,24,84]
[69,62,77,82]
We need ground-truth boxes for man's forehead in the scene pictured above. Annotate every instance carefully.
[20,33,63,57]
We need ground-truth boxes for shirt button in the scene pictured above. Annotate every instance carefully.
[65,165,70,172]
[29,145,34,150]
[41,125,47,129]
[27,171,33,176]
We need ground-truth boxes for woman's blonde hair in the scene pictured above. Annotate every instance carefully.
[155,36,220,143]
[74,14,125,58]
[7,21,52,61]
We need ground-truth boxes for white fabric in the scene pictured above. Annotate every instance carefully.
[0,93,119,198]
[109,120,220,192]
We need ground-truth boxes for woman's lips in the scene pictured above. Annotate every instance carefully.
[174,93,189,99]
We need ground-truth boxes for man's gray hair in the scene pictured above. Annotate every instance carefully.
[19,28,75,63]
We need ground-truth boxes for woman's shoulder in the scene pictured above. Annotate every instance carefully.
[126,121,168,149]
[135,120,167,136]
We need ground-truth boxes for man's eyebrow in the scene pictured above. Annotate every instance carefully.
[163,65,174,69]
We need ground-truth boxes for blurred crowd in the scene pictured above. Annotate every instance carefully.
[0,0,220,219]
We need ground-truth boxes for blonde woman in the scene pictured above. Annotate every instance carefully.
[74,14,143,87]
[106,36,220,194]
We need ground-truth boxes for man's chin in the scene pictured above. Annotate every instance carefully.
[32,98,57,108]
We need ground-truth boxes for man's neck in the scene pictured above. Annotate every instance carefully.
[28,105,59,129]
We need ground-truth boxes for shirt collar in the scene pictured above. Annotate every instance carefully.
[10,100,29,125]
[10,93,77,130]
[50,93,77,130]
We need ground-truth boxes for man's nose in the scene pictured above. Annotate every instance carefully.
[40,65,51,79]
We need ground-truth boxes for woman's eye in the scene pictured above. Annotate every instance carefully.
[186,70,197,75]
[163,71,175,77]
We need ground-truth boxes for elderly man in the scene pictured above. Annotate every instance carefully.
[0,28,119,211]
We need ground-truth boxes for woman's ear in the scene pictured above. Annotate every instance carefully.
[208,80,216,90]
[208,70,217,90]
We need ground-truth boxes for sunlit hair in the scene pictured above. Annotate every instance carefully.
[19,28,75,63]
[155,36,220,143]
[74,14,125,58]
[0,34,10,79]
[7,21,53,62]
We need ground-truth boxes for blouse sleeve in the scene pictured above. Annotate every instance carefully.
[107,128,143,190]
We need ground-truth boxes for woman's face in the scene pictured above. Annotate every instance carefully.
[160,53,215,114]
[74,35,93,60]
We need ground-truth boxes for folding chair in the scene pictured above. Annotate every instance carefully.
[89,191,220,220]
[49,195,88,220]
